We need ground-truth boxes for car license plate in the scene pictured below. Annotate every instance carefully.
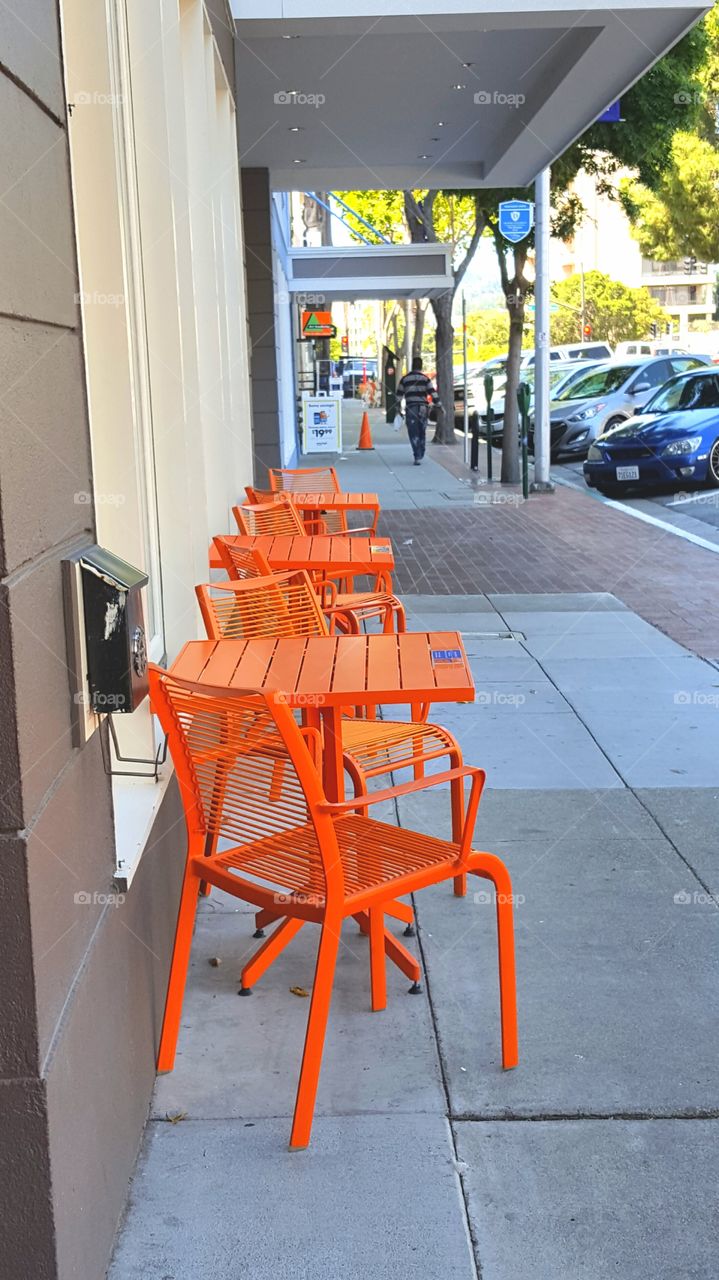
[615,465,639,481]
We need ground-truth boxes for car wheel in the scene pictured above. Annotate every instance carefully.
[603,416,626,433]
[707,438,719,488]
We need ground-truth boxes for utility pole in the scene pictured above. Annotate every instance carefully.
[531,166,554,493]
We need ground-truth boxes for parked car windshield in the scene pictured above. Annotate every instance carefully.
[644,371,719,414]
[554,364,636,400]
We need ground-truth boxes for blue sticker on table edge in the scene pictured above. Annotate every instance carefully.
[431,649,463,663]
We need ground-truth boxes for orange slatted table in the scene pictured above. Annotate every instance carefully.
[274,492,381,534]
[209,534,394,578]
[169,632,474,802]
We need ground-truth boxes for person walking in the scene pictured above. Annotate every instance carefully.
[396,357,441,465]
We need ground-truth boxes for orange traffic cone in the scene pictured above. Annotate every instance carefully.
[357,410,374,450]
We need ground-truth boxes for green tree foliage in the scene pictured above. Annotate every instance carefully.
[464,309,533,361]
[620,130,719,262]
[337,189,486,445]
[554,21,708,198]
[614,12,719,262]
[550,271,667,345]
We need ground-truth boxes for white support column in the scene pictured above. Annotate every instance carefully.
[531,166,554,493]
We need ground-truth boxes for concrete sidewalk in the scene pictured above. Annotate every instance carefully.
[109,409,719,1280]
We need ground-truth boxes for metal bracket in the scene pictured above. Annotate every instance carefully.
[100,714,168,780]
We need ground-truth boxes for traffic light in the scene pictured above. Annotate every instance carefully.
[650,323,658,338]
[583,323,592,338]
[713,281,719,322]
[341,334,349,352]
[684,255,697,275]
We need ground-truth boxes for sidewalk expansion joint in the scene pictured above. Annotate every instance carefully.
[451,1109,719,1123]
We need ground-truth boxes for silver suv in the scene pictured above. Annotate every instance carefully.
[545,355,708,459]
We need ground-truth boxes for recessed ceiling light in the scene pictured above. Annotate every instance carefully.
[436,121,445,126]
[430,137,440,142]
[451,83,466,91]
[292,158,305,164]
[462,62,474,68]
[418,153,432,159]
[282,34,300,39]
[288,126,303,132]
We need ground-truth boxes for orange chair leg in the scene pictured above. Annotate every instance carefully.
[451,754,467,897]
[383,932,420,984]
[254,907,281,932]
[368,908,387,1012]
[289,914,341,1150]
[241,917,304,990]
[157,864,202,1073]
[385,899,413,925]
[469,853,519,1070]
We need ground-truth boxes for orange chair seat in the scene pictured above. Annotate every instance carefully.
[209,815,460,906]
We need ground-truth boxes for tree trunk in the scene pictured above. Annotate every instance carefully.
[412,301,427,361]
[431,290,455,445]
[391,310,399,362]
[489,236,530,485]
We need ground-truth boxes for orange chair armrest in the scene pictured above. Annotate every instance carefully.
[317,766,483,814]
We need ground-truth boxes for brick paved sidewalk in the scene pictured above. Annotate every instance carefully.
[377,470,719,662]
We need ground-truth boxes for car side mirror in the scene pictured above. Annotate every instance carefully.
[632,381,651,394]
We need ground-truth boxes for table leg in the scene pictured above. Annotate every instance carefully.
[320,705,345,803]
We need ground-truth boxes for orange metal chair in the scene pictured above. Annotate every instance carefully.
[233,499,307,538]
[212,541,274,581]
[268,466,374,534]
[150,666,518,1149]
[195,572,461,797]
[268,465,341,493]
[224,511,406,635]
[243,487,328,535]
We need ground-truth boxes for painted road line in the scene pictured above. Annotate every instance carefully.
[552,472,719,557]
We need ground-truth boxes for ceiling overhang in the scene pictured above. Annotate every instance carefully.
[231,3,709,189]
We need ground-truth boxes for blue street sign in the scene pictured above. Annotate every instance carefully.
[498,199,534,244]
[598,99,621,123]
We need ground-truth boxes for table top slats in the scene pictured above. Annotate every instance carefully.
[310,535,332,565]
[171,640,217,683]
[396,630,437,694]
[366,633,402,697]
[209,534,393,574]
[264,638,309,695]
[330,635,371,696]
[427,631,474,691]
[294,635,337,697]
[198,640,247,688]
[267,534,293,563]
[167,634,473,707]
[286,491,379,511]
[229,637,279,690]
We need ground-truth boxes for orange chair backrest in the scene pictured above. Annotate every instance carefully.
[233,501,306,537]
[244,486,275,504]
[148,665,343,899]
[268,467,340,494]
[212,540,272,580]
[196,571,329,640]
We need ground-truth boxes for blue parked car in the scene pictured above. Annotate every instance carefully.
[583,367,719,494]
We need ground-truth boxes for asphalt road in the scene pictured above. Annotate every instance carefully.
[553,457,719,542]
